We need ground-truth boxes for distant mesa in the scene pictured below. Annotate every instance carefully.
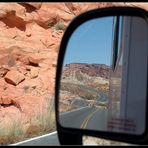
[63,63,111,79]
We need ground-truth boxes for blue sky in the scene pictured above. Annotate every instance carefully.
[63,16,114,66]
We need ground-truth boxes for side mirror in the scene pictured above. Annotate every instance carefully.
[55,7,148,145]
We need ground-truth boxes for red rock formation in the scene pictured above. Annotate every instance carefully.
[64,63,111,79]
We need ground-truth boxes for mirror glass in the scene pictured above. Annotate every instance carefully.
[58,16,148,135]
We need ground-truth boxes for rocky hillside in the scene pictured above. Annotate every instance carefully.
[59,63,111,113]
[63,63,111,79]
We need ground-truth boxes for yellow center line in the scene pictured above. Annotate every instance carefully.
[80,109,99,129]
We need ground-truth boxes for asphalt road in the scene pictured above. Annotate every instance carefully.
[60,107,108,131]
[10,132,60,146]
[10,107,108,146]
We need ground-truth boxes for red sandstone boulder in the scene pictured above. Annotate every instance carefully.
[30,67,38,79]
[4,70,25,86]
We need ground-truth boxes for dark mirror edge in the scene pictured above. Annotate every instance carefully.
[55,6,148,145]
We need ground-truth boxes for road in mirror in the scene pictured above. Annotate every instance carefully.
[59,16,147,135]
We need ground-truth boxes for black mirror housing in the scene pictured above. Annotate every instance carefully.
[55,6,148,145]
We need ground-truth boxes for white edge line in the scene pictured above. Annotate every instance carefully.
[9,131,57,146]
[9,107,89,146]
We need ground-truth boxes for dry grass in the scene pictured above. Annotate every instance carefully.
[25,97,56,138]
[38,98,55,132]
[0,119,25,145]
[0,96,56,145]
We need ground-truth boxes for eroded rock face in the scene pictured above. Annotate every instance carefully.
[4,69,25,86]
[63,63,111,79]
[0,2,147,144]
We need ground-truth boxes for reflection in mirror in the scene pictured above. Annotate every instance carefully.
[59,16,148,136]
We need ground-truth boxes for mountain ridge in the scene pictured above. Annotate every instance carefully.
[63,63,111,79]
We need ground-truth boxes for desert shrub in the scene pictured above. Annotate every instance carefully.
[28,97,56,137]
[23,85,30,93]
[54,21,66,31]
[8,121,24,137]
[38,98,56,133]
[0,120,25,145]
[75,70,84,81]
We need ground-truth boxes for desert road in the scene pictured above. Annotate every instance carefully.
[10,107,108,146]
[60,107,108,130]
[10,131,60,146]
